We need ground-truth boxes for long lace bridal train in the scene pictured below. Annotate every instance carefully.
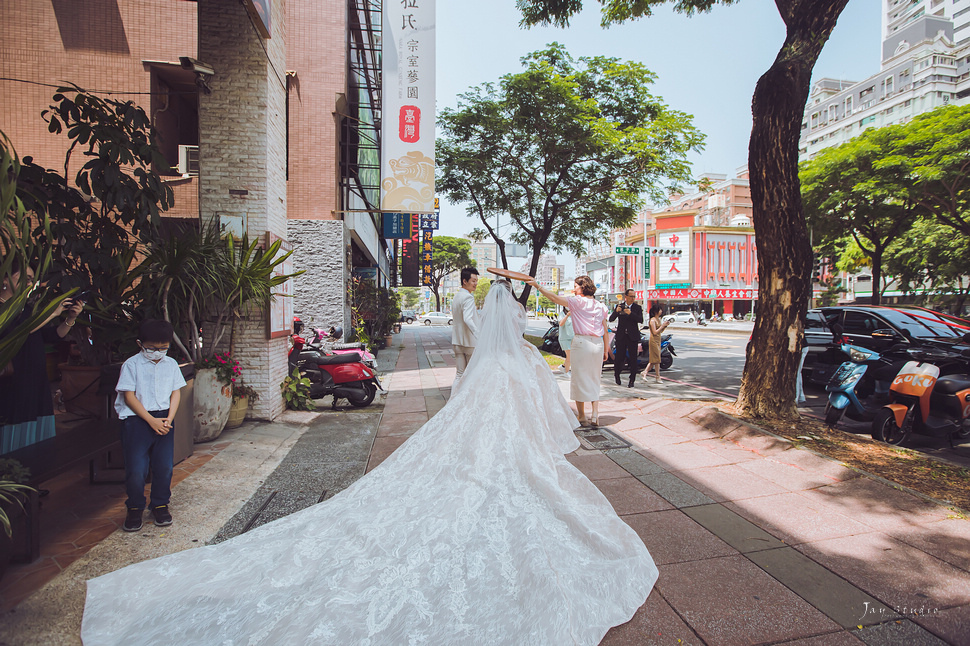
[81,283,658,645]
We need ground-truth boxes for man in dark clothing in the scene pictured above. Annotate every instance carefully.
[609,289,644,388]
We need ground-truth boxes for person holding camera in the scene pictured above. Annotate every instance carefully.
[609,289,643,388]
[0,261,84,453]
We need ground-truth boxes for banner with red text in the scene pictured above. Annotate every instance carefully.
[381,0,435,213]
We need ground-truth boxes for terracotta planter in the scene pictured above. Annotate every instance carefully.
[57,364,104,419]
[192,368,232,443]
[225,395,249,429]
[384,334,393,347]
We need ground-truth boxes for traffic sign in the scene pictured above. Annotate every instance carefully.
[614,246,643,256]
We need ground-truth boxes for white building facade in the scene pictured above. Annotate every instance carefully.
[800,6,970,160]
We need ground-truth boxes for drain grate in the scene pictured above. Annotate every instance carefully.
[575,427,630,450]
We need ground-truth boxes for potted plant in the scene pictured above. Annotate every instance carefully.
[192,351,239,442]
[145,225,301,437]
[226,383,259,429]
[13,88,175,418]
[280,367,315,411]
[0,458,36,581]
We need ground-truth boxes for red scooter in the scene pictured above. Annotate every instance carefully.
[288,335,382,409]
[871,348,970,446]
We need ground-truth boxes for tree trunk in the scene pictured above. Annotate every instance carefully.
[737,0,849,420]
[870,247,883,306]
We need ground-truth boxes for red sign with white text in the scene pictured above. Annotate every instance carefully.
[645,288,756,300]
[399,105,421,142]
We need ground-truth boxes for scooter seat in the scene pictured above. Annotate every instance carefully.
[315,352,362,365]
[934,375,970,394]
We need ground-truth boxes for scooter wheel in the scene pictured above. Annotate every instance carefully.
[659,354,673,370]
[872,407,910,446]
[347,382,377,408]
[824,402,844,427]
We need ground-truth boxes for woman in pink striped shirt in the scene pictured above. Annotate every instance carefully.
[529,276,609,427]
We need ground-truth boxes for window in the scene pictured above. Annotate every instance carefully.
[844,311,882,336]
[845,95,853,115]
[885,75,894,95]
[811,112,819,128]
[860,85,874,98]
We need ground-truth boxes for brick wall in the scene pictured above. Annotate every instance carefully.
[0,0,196,191]
[199,0,290,419]
[286,0,344,222]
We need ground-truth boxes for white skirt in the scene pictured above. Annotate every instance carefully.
[570,334,603,402]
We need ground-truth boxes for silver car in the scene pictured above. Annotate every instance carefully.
[422,312,452,326]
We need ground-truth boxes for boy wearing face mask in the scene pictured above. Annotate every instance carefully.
[114,319,186,532]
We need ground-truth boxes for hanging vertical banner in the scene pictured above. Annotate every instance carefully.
[401,213,421,286]
[421,229,434,287]
[381,0,435,214]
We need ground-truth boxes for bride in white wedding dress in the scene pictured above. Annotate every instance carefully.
[81,280,658,645]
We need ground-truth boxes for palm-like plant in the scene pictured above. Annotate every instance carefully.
[146,225,302,363]
[0,131,72,371]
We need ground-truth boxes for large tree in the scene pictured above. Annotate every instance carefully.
[884,217,970,313]
[518,0,850,419]
[891,104,970,236]
[437,43,703,304]
[423,236,475,312]
[800,125,919,306]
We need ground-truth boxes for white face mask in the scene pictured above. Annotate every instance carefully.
[142,348,167,362]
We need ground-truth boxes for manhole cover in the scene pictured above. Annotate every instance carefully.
[575,427,630,450]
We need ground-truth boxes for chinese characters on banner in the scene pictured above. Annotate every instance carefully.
[401,213,421,286]
[421,229,434,286]
[381,0,436,214]
[656,233,690,284]
[644,288,755,300]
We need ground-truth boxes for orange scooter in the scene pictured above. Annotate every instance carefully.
[871,351,970,446]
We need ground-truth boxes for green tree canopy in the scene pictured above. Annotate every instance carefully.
[517,0,851,419]
[424,236,475,311]
[884,217,970,313]
[890,104,970,236]
[800,124,919,305]
[437,43,704,304]
[396,287,421,309]
[473,276,491,308]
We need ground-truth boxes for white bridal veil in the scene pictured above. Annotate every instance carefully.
[81,279,657,645]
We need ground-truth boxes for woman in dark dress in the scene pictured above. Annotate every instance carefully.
[0,267,83,454]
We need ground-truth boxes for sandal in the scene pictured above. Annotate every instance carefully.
[590,416,599,427]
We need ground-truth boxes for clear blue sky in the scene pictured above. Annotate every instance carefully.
[434,0,883,263]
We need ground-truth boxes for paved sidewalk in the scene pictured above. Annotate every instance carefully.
[2,325,968,645]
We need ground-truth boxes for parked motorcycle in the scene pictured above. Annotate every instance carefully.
[288,336,382,409]
[608,329,675,371]
[871,347,970,446]
[824,343,907,427]
[309,326,378,369]
[540,320,564,357]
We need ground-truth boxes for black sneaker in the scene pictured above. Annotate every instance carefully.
[151,505,173,527]
[123,508,143,532]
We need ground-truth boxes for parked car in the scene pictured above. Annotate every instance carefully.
[662,311,696,325]
[422,312,452,326]
[801,305,970,384]
[400,310,417,324]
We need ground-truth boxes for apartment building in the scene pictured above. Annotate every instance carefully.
[800,3,970,159]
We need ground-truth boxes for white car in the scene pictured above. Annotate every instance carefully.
[662,311,696,324]
[422,312,453,326]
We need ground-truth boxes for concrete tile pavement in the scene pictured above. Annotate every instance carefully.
[2,324,968,645]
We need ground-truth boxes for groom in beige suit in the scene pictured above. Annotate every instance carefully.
[451,267,479,387]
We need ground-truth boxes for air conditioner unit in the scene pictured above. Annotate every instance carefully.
[177,145,200,176]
